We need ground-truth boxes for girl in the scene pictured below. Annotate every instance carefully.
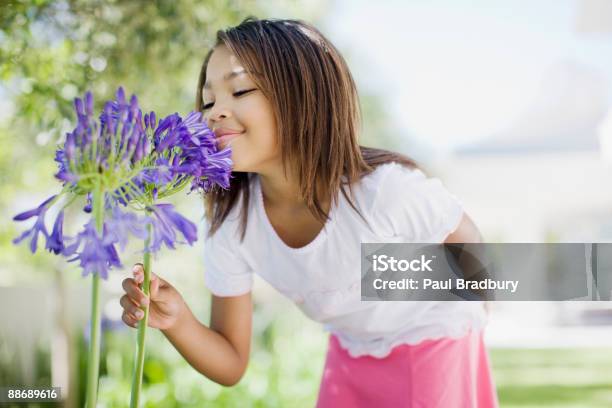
[120,17,499,407]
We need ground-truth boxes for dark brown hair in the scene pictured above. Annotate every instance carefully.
[196,17,417,239]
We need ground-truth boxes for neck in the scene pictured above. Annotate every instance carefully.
[257,165,304,209]
[256,164,330,214]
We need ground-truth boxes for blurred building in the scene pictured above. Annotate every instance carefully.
[441,59,611,242]
[433,28,612,345]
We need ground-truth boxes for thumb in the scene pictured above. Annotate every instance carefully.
[149,272,161,299]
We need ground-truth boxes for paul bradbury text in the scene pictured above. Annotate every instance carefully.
[373,278,520,293]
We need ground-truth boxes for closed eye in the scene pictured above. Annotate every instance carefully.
[201,89,256,110]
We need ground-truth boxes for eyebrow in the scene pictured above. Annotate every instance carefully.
[203,68,246,90]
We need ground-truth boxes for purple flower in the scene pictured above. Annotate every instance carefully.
[98,89,147,165]
[198,148,233,190]
[83,193,93,213]
[166,111,233,192]
[56,91,99,181]
[178,146,232,191]
[153,114,182,153]
[118,110,232,203]
[104,206,149,251]
[183,111,217,150]
[53,87,150,188]
[147,203,197,252]
[12,195,56,253]
[112,186,130,206]
[45,210,65,254]
[64,220,122,280]
[15,88,234,284]
[54,149,78,183]
[139,157,174,186]
[13,195,55,221]
[85,92,93,116]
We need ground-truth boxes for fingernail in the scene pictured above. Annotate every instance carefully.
[141,298,149,307]
[136,310,144,318]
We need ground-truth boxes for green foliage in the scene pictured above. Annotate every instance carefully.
[87,298,326,407]
[0,3,457,406]
[0,0,330,284]
[491,348,612,407]
[5,320,612,406]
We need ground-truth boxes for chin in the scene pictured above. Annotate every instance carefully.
[229,157,250,173]
[228,146,257,173]
[231,158,264,174]
[228,146,277,174]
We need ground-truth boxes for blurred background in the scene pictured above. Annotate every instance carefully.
[1,0,612,406]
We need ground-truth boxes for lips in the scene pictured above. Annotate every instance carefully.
[213,128,244,148]
[214,128,243,138]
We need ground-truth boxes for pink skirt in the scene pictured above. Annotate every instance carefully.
[316,329,499,408]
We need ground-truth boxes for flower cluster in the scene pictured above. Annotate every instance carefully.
[13,87,233,279]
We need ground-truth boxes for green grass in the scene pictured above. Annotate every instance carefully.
[491,348,612,408]
[4,303,612,407]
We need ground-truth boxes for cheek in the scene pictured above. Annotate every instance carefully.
[233,128,277,163]
[230,112,279,171]
[242,97,276,129]
[239,101,278,151]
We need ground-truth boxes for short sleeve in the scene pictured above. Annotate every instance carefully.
[202,220,253,297]
[372,163,464,242]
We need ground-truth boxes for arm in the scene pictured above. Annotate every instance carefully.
[444,212,492,306]
[161,292,252,386]
[444,212,483,244]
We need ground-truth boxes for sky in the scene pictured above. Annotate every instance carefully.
[322,0,612,151]
[3,0,612,153]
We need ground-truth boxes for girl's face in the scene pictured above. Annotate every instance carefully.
[202,45,279,173]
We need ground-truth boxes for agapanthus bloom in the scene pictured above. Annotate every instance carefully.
[180,111,232,191]
[12,195,56,253]
[12,86,233,408]
[46,210,65,254]
[103,206,149,251]
[53,87,150,196]
[63,219,122,280]
[14,87,233,275]
[147,203,198,252]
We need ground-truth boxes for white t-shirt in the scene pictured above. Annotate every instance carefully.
[203,162,488,358]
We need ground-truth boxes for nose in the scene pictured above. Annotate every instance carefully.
[207,104,232,123]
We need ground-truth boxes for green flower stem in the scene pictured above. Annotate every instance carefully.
[130,220,153,408]
[159,177,191,198]
[85,181,104,408]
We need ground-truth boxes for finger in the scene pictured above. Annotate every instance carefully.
[134,264,162,299]
[132,263,144,284]
[122,310,139,328]
[150,273,160,298]
[132,263,159,289]
[121,278,149,307]
[120,295,145,318]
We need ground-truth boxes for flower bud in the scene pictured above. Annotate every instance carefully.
[65,132,76,161]
[150,112,157,129]
[74,98,84,116]
[116,87,126,105]
[85,92,93,116]
[129,95,139,119]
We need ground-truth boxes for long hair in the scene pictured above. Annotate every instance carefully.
[196,17,417,239]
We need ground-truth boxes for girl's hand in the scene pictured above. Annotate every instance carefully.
[120,263,185,330]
